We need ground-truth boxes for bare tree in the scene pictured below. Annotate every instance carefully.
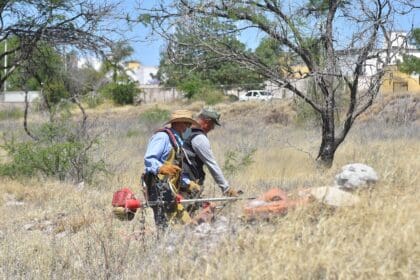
[138,0,417,167]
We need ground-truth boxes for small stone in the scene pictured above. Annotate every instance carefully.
[55,231,67,239]
[23,223,35,231]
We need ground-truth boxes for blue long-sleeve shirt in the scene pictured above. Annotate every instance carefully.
[144,128,182,175]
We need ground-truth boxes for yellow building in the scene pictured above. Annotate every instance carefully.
[380,66,420,94]
[125,60,141,70]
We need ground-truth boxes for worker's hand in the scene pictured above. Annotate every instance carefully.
[224,187,243,197]
[158,164,181,176]
[187,181,201,195]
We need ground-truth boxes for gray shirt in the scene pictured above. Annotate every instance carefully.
[190,134,229,192]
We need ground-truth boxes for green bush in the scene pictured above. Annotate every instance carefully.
[223,147,256,176]
[0,121,108,183]
[0,108,24,121]
[82,92,104,108]
[139,106,170,130]
[177,77,224,104]
[193,89,225,105]
[44,80,70,104]
[101,82,138,105]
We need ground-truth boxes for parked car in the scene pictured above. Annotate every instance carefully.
[239,90,273,101]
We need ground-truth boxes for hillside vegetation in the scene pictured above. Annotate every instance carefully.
[0,94,419,279]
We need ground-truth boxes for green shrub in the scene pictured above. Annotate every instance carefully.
[139,106,170,129]
[178,77,224,104]
[0,120,108,183]
[102,82,138,105]
[223,147,256,176]
[0,108,24,121]
[193,89,225,105]
[82,92,104,108]
[177,76,208,99]
[44,80,70,104]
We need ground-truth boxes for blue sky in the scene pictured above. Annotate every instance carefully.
[120,1,419,67]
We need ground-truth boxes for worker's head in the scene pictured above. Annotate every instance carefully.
[165,109,199,134]
[197,108,221,133]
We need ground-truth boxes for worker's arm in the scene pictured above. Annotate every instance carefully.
[191,134,229,192]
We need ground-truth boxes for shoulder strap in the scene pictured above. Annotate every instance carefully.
[155,128,179,149]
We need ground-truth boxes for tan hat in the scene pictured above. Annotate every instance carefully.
[164,109,199,126]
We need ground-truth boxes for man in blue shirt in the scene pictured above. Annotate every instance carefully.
[143,109,198,228]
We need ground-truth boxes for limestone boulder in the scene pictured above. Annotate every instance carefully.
[335,163,378,191]
[309,186,360,207]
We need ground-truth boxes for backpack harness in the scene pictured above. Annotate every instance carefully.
[182,128,207,186]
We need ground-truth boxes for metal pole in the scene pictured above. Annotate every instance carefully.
[180,196,256,204]
[144,196,256,207]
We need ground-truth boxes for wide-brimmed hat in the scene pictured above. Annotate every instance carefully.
[164,109,199,126]
[198,108,221,126]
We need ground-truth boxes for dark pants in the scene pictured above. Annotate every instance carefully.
[143,173,175,229]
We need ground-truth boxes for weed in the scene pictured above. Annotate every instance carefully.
[223,147,256,176]
[139,106,170,131]
[0,107,23,121]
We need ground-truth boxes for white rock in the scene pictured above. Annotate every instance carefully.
[23,223,36,231]
[335,163,378,190]
[5,201,25,206]
[194,222,212,236]
[76,181,85,191]
[55,231,67,239]
[309,186,360,207]
[247,200,267,208]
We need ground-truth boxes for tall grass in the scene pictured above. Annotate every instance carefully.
[0,99,418,279]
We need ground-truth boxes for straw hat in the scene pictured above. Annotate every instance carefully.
[164,109,199,126]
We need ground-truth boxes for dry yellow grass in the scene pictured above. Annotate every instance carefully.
[0,99,419,279]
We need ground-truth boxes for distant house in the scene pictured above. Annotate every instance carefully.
[366,32,420,93]
[265,31,420,97]
[381,66,420,93]
[125,61,159,85]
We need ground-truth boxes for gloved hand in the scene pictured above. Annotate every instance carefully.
[158,164,181,176]
[224,187,242,197]
[187,181,201,195]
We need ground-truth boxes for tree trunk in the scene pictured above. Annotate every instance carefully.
[317,138,336,168]
[317,93,337,168]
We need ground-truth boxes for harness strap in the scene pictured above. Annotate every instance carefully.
[155,127,180,151]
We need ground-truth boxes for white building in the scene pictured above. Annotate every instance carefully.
[125,61,159,85]
[364,31,420,76]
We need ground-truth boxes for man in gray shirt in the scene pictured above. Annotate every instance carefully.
[181,108,240,197]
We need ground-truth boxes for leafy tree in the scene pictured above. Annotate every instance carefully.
[156,18,264,96]
[138,0,416,167]
[0,0,116,91]
[255,37,284,69]
[398,28,420,75]
[0,1,120,183]
[102,40,134,83]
